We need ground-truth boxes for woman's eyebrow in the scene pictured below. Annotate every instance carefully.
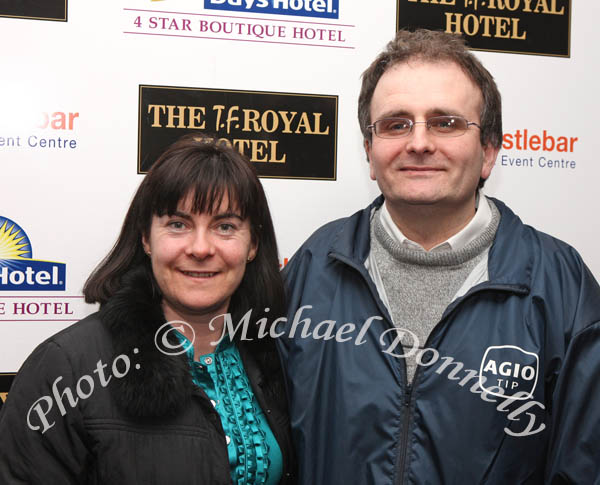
[213,212,243,221]
[169,210,193,220]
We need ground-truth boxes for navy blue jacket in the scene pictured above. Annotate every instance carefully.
[279,196,600,485]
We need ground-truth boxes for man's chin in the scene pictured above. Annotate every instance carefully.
[403,198,440,206]
[387,194,442,207]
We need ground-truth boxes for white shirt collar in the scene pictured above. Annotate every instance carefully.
[379,190,492,252]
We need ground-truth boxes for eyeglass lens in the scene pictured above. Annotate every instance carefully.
[374,116,469,138]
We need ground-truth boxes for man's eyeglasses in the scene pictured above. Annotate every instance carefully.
[367,115,481,139]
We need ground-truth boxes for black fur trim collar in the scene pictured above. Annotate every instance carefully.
[99,265,195,418]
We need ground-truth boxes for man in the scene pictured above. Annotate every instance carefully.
[279,29,600,484]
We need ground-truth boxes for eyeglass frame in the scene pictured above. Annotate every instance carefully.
[366,115,481,139]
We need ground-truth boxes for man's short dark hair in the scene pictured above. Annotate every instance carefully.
[358,29,503,151]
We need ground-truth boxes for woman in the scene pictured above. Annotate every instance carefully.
[0,136,296,484]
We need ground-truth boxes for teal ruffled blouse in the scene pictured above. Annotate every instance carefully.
[175,331,283,485]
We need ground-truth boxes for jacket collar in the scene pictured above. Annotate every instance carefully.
[328,195,533,292]
[485,197,533,291]
[328,195,384,264]
[99,265,195,418]
[98,265,280,418]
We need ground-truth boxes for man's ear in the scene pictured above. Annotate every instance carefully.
[481,143,500,181]
[365,138,377,181]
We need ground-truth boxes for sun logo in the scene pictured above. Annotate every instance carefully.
[0,217,32,261]
[0,216,66,291]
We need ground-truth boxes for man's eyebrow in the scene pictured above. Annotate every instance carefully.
[376,108,461,119]
[426,108,457,117]
[376,109,412,119]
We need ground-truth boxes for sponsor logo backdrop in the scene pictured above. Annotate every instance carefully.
[0,373,16,408]
[397,0,571,57]
[0,1,598,372]
[0,0,67,21]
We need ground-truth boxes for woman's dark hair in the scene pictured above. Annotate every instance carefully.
[84,135,285,327]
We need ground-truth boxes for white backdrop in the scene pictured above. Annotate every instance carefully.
[1,1,598,372]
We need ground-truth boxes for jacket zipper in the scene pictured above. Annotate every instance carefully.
[330,252,416,485]
[329,251,528,485]
[396,383,412,485]
[393,283,528,485]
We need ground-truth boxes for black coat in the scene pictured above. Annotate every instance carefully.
[0,267,296,484]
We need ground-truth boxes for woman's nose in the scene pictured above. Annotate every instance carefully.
[186,229,216,259]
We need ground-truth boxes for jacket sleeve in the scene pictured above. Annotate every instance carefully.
[545,258,600,484]
[0,340,91,484]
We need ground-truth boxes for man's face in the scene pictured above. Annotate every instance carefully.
[366,60,498,215]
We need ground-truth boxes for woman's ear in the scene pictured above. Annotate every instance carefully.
[248,241,258,262]
[142,235,151,256]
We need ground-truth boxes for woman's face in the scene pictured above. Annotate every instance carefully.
[142,195,257,324]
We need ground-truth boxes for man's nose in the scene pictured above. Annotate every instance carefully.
[405,122,436,154]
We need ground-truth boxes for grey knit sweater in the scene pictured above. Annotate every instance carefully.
[370,201,501,383]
